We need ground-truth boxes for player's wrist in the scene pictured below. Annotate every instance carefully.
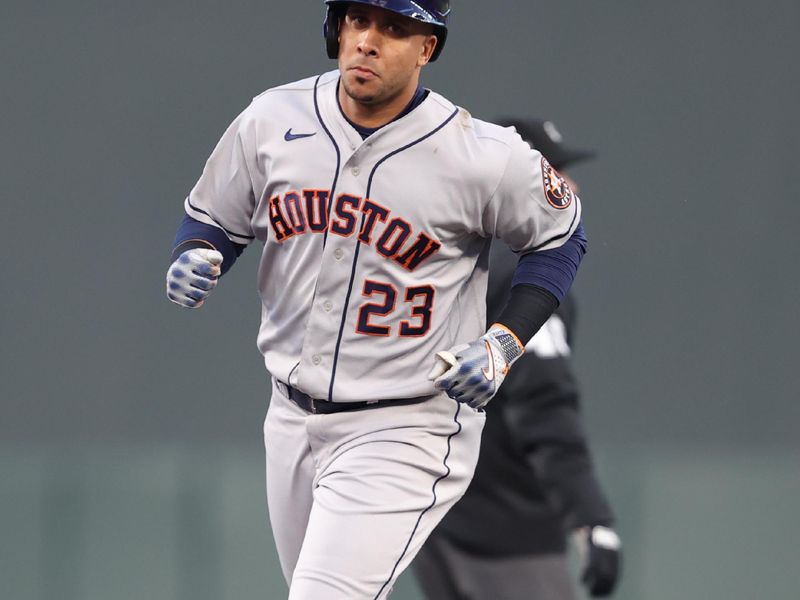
[485,323,525,366]
[170,239,217,265]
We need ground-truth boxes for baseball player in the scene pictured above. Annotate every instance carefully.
[165,3,587,598]
[413,119,621,600]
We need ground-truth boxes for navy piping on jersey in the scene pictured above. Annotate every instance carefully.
[314,74,342,250]
[185,197,255,242]
[282,75,344,384]
[373,401,463,599]
[327,106,460,402]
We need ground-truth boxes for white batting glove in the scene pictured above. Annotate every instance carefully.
[427,324,524,409]
[166,248,223,308]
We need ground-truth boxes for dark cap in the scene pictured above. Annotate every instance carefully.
[497,118,596,170]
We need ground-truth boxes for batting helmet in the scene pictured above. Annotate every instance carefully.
[324,0,450,62]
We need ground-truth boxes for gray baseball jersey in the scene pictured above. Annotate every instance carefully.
[180,69,583,598]
[185,70,581,403]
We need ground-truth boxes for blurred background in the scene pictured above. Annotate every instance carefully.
[2,0,799,598]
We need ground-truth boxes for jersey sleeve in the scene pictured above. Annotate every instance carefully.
[183,106,261,246]
[483,135,582,253]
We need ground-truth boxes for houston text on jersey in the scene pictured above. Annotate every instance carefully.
[268,189,441,271]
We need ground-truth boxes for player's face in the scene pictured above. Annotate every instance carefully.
[338,5,437,109]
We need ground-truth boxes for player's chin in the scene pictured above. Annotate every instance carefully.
[343,78,381,104]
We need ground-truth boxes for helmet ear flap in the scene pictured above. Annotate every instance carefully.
[324,6,341,59]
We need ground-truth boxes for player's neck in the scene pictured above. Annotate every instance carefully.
[338,79,420,129]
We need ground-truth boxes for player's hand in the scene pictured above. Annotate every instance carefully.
[427,324,524,409]
[166,248,223,308]
[574,525,622,597]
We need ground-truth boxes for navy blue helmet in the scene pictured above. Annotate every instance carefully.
[324,0,451,61]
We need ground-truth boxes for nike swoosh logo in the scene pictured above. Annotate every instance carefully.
[284,129,316,141]
[481,341,495,381]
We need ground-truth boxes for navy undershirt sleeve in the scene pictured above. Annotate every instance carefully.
[511,222,588,303]
[494,223,587,343]
[170,215,246,276]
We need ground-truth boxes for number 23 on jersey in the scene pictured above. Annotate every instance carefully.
[356,280,435,337]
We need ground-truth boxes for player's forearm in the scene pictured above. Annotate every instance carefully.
[494,284,558,346]
[496,223,587,343]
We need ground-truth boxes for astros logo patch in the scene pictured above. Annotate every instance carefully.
[541,157,574,210]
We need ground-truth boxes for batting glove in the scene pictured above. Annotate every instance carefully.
[166,248,223,308]
[574,525,622,597]
[427,324,524,409]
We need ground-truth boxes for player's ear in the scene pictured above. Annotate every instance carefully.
[417,34,438,67]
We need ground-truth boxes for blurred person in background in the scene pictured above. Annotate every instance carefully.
[413,118,622,599]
